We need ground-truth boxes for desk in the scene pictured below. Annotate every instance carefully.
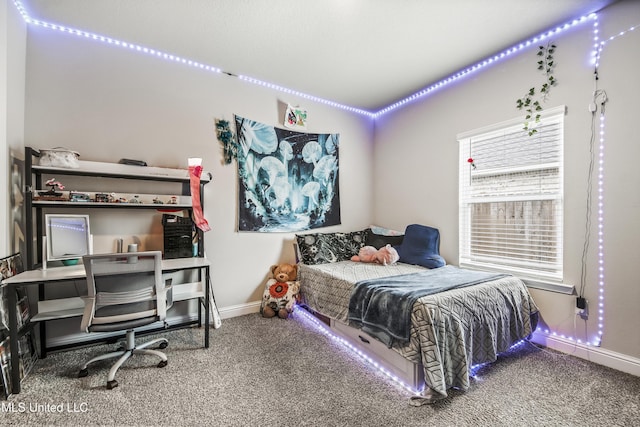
[2,257,211,394]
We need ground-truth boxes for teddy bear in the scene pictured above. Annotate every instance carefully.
[261,263,300,319]
[351,244,399,266]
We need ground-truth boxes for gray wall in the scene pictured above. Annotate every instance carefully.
[373,0,640,363]
[22,21,374,316]
[1,0,27,258]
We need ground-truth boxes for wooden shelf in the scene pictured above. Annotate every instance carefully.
[31,202,193,209]
[32,159,211,183]
[31,281,206,322]
[32,191,192,207]
[172,281,206,301]
[34,297,84,321]
[32,201,192,209]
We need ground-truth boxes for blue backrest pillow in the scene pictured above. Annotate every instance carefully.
[394,224,446,269]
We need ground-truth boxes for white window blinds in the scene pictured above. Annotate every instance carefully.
[458,105,565,282]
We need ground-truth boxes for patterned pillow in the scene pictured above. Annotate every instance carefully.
[296,230,367,265]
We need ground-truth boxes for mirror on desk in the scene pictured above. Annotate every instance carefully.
[43,214,92,270]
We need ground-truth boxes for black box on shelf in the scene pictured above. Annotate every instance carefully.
[162,214,194,259]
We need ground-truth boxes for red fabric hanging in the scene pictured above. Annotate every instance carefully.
[189,162,211,232]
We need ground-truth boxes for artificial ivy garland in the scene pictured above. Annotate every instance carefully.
[516,42,557,136]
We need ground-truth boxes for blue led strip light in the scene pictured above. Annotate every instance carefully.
[12,1,222,74]
[532,17,603,348]
[595,14,604,346]
[237,75,374,117]
[13,0,596,118]
[294,305,526,395]
[596,111,605,347]
[535,19,637,347]
[293,305,423,395]
[371,14,598,118]
[11,0,372,117]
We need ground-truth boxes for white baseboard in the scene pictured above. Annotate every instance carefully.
[218,301,261,319]
[531,331,640,377]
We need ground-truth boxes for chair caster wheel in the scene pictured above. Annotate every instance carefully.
[78,369,88,378]
[159,342,168,349]
[158,360,168,368]
[107,380,118,389]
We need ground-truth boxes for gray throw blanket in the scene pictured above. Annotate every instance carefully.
[348,265,506,348]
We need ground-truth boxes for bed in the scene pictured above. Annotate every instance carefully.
[295,225,539,405]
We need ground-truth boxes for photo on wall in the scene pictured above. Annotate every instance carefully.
[284,104,308,130]
[234,115,340,232]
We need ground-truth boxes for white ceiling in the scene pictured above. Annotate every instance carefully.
[23,0,619,112]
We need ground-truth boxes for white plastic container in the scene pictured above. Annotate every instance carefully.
[39,148,80,168]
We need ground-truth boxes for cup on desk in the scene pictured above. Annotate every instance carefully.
[127,243,138,263]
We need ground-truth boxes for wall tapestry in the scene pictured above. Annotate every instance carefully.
[234,115,340,232]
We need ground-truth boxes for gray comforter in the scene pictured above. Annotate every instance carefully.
[348,265,506,348]
[298,261,539,403]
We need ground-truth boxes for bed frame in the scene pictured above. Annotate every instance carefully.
[301,305,424,391]
[296,259,539,404]
[293,226,539,404]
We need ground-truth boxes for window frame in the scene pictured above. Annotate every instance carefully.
[457,105,572,292]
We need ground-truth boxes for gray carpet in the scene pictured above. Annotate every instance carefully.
[3,312,639,426]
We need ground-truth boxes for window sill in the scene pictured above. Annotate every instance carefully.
[522,278,575,295]
[458,262,574,295]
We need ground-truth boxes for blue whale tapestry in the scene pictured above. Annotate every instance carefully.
[234,115,341,232]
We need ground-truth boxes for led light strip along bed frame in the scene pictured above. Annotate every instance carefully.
[294,304,528,396]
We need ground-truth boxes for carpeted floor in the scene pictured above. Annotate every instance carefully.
[2,312,639,426]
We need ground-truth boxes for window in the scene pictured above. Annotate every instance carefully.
[457,105,565,283]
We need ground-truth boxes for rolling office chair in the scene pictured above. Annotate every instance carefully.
[78,251,172,389]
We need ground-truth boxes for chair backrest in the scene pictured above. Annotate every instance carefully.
[81,251,167,333]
